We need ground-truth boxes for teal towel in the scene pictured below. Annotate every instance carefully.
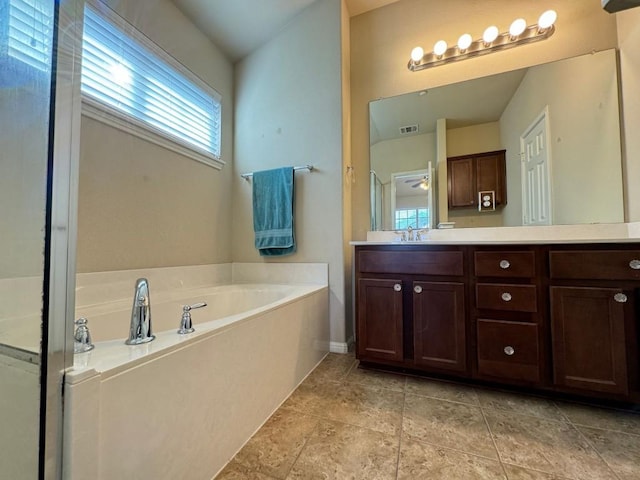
[252,167,296,256]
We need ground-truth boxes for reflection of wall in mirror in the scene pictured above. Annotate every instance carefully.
[500,49,623,226]
[0,89,48,279]
[446,122,505,228]
[370,132,436,229]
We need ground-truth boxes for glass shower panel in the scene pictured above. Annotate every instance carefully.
[0,0,56,478]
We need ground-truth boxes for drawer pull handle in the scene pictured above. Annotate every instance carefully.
[614,293,628,303]
[504,346,515,356]
[414,285,423,294]
[630,259,640,270]
[499,260,511,269]
[501,292,512,302]
[393,284,402,292]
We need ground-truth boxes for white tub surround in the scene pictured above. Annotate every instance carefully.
[0,276,44,356]
[64,263,329,480]
[359,222,640,245]
[0,355,39,480]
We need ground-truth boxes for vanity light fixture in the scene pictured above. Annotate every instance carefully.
[408,10,557,72]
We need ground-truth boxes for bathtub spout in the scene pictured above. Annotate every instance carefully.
[125,278,155,345]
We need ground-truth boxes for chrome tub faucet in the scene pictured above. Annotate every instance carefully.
[125,278,155,345]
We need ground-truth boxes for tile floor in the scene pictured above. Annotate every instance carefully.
[216,353,640,480]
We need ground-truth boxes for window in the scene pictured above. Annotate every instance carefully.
[2,0,54,72]
[394,208,430,230]
[80,3,223,168]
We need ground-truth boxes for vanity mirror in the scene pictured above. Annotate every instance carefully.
[369,48,625,231]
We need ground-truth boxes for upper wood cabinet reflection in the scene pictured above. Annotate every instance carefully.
[447,150,507,209]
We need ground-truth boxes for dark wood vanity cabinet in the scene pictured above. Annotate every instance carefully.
[413,281,466,372]
[549,249,640,397]
[550,286,630,395]
[357,278,404,362]
[355,243,640,403]
[472,248,545,385]
[447,150,506,209]
[355,246,467,374]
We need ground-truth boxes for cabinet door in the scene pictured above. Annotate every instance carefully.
[357,278,403,362]
[551,286,629,395]
[448,158,475,208]
[476,152,506,205]
[413,281,466,372]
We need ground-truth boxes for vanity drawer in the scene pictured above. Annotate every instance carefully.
[477,319,540,383]
[549,251,640,281]
[474,251,535,278]
[476,284,537,312]
[358,250,464,276]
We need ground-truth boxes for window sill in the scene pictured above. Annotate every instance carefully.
[81,98,225,171]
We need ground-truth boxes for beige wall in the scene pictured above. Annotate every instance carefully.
[341,0,354,342]
[77,0,234,272]
[500,50,623,226]
[0,88,48,278]
[232,0,348,346]
[618,7,640,222]
[350,0,619,239]
[446,122,502,158]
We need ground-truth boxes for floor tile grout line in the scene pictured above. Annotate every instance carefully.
[478,405,573,424]
[500,462,575,480]
[480,404,592,480]
[554,401,640,431]
[400,432,510,463]
[478,404,510,479]
[568,422,624,480]
[570,422,640,437]
[394,377,408,480]
[280,417,322,480]
[404,390,482,408]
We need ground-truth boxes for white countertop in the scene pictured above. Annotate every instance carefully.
[351,222,640,246]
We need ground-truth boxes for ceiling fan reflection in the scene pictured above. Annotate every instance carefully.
[404,176,430,190]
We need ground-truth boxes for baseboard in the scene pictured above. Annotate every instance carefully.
[329,342,348,354]
[329,336,354,354]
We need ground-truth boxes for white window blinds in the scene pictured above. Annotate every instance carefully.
[4,0,54,71]
[81,4,222,165]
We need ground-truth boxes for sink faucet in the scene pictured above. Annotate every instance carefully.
[125,278,155,345]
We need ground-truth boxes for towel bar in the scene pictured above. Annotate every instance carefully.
[241,165,314,180]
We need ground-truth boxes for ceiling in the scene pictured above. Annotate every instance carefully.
[171,0,400,62]
[369,69,528,145]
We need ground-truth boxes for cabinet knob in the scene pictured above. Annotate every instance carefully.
[501,292,512,302]
[499,259,510,269]
[393,284,402,292]
[414,285,423,294]
[629,259,640,270]
[504,346,515,356]
[614,293,628,303]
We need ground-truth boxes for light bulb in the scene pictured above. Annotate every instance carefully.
[411,46,424,62]
[457,33,472,51]
[509,18,527,37]
[538,10,557,30]
[483,25,499,44]
[433,40,448,56]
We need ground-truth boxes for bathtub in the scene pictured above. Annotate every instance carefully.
[64,263,329,480]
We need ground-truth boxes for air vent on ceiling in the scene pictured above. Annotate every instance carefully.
[399,124,419,135]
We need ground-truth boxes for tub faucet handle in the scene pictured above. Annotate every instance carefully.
[178,302,207,335]
[184,302,207,311]
[74,317,95,353]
